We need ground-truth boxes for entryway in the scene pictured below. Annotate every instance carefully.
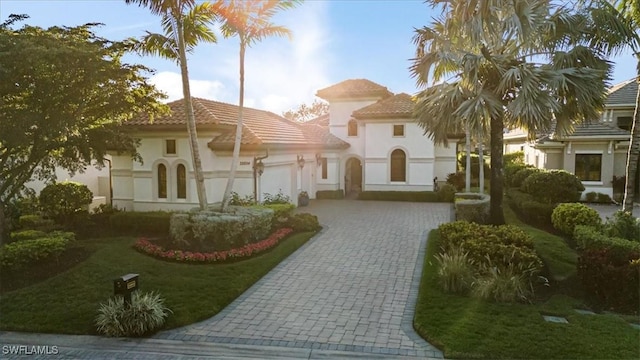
[344,157,362,198]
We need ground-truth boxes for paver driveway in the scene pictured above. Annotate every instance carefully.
[156,199,453,358]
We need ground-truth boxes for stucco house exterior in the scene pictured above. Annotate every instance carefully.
[503,77,638,199]
[108,79,459,211]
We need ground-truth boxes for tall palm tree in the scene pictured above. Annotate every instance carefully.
[219,0,298,211]
[411,0,612,225]
[126,0,218,210]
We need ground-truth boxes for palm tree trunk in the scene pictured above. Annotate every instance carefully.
[622,76,640,214]
[176,16,207,210]
[0,200,5,246]
[221,41,246,211]
[465,127,471,192]
[489,115,505,225]
[478,134,484,194]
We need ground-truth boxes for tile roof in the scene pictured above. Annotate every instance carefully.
[352,93,415,119]
[606,77,638,106]
[316,79,393,100]
[126,98,348,150]
[304,113,329,127]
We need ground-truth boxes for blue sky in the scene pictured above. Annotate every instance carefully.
[1,0,636,114]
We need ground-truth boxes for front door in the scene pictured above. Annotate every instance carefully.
[345,158,362,196]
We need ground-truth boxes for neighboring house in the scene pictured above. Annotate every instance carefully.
[504,77,638,199]
[109,79,459,211]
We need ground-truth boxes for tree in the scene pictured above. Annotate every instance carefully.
[283,99,329,122]
[219,0,299,211]
[411,0,612,225]
[126,0,218,210]
[0,15,166,243]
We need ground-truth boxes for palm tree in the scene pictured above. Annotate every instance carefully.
[126,0,218,210]
[219,0,298,211]
[411,0,612,225]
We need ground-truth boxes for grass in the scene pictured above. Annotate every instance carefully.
[414,231,640,359]
[504,206,577,281]
[0,231,315,334]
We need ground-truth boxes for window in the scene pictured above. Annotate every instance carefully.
[177,164,187,199]
[390,149,406,182]
[165,139,176,155]
[575,154,602,181]
[617,116,633,131]
[157,164,167,198]
[348,119,358,137]
[393,124,404,136]
[321,158,328,179]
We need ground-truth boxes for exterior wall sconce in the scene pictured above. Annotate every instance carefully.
[315,153,322,166]
[297,155,306,169]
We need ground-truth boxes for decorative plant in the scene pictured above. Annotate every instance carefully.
[95,291,172,337]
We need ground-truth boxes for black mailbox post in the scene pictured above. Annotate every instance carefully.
[113,273,139,305]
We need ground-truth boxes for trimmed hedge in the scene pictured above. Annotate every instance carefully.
[504,164,534,188]
[287,213,321,232]
[510,167,542,188]
[573,225,640,256]
[506,188,556,227]
[357,191,443,202]
[109,212,172,236]
[551,203,602,236]
[169,206,274,252]
[18,215,56,231]
[521,170,584,204]
[10,230,47,242]
[258,204,295,220]
[603,210,640,242]
[316,190,344,199]
[0,236,70,269]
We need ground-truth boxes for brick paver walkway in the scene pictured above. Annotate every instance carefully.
[156,199,452,358]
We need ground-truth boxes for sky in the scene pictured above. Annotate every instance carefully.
[1,0,637,115]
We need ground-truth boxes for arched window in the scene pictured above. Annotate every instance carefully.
[390,149,406,182]
[158,164,167,198]
[177,164,187,199]
[348,119,358,137]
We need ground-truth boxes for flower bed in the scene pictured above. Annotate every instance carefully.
[134,228,294,263]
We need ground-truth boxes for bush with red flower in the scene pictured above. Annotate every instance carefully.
[134,228,294,263]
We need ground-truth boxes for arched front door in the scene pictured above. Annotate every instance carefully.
[345,157,363,197]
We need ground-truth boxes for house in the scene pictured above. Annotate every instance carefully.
[503,77,638,199]
[109,79,459,211]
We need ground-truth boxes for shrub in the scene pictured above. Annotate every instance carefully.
[446,172,466,191]
[578,247,639,312]
[261,204,295,221]
[109,212,171,236]
[18,215,56,231]
[39,181,93,225]
[454,193,489,223]
[510,167,542,189]
[262,190,291,205]
[519,199,556,227]
[437,184,457,202]
[316,190,344,199]
[472,262,537,303]
[170,206,273,252]
[357,191,441,202]
[229,191,255,206]
[585,192,598,203]
[95,291,172,337]
[457,153,490,180]
[9,230,47,242]
[521,170,584,204]
[573,225,640,258]
[0,236,69,269]
[504,163,532,188]
[603,211,640,242]
[552,203,602,236]
[287,213,321,232]
[503,151,524,166]
[596,193,612,203]
[435,245,475,294]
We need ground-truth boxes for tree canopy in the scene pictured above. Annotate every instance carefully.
[0,15,167,203]
[282,100,329,122]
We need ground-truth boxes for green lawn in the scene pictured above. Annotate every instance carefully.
[504,207,578,281]
[0,232,315,334]
[414,231,640,359]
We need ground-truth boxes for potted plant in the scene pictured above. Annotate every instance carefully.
[298,191,309,206]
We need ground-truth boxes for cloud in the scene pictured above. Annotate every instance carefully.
[150,71,226,102]
[147,1,332,115]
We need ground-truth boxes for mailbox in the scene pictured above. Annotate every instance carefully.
[113,273,139,304]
